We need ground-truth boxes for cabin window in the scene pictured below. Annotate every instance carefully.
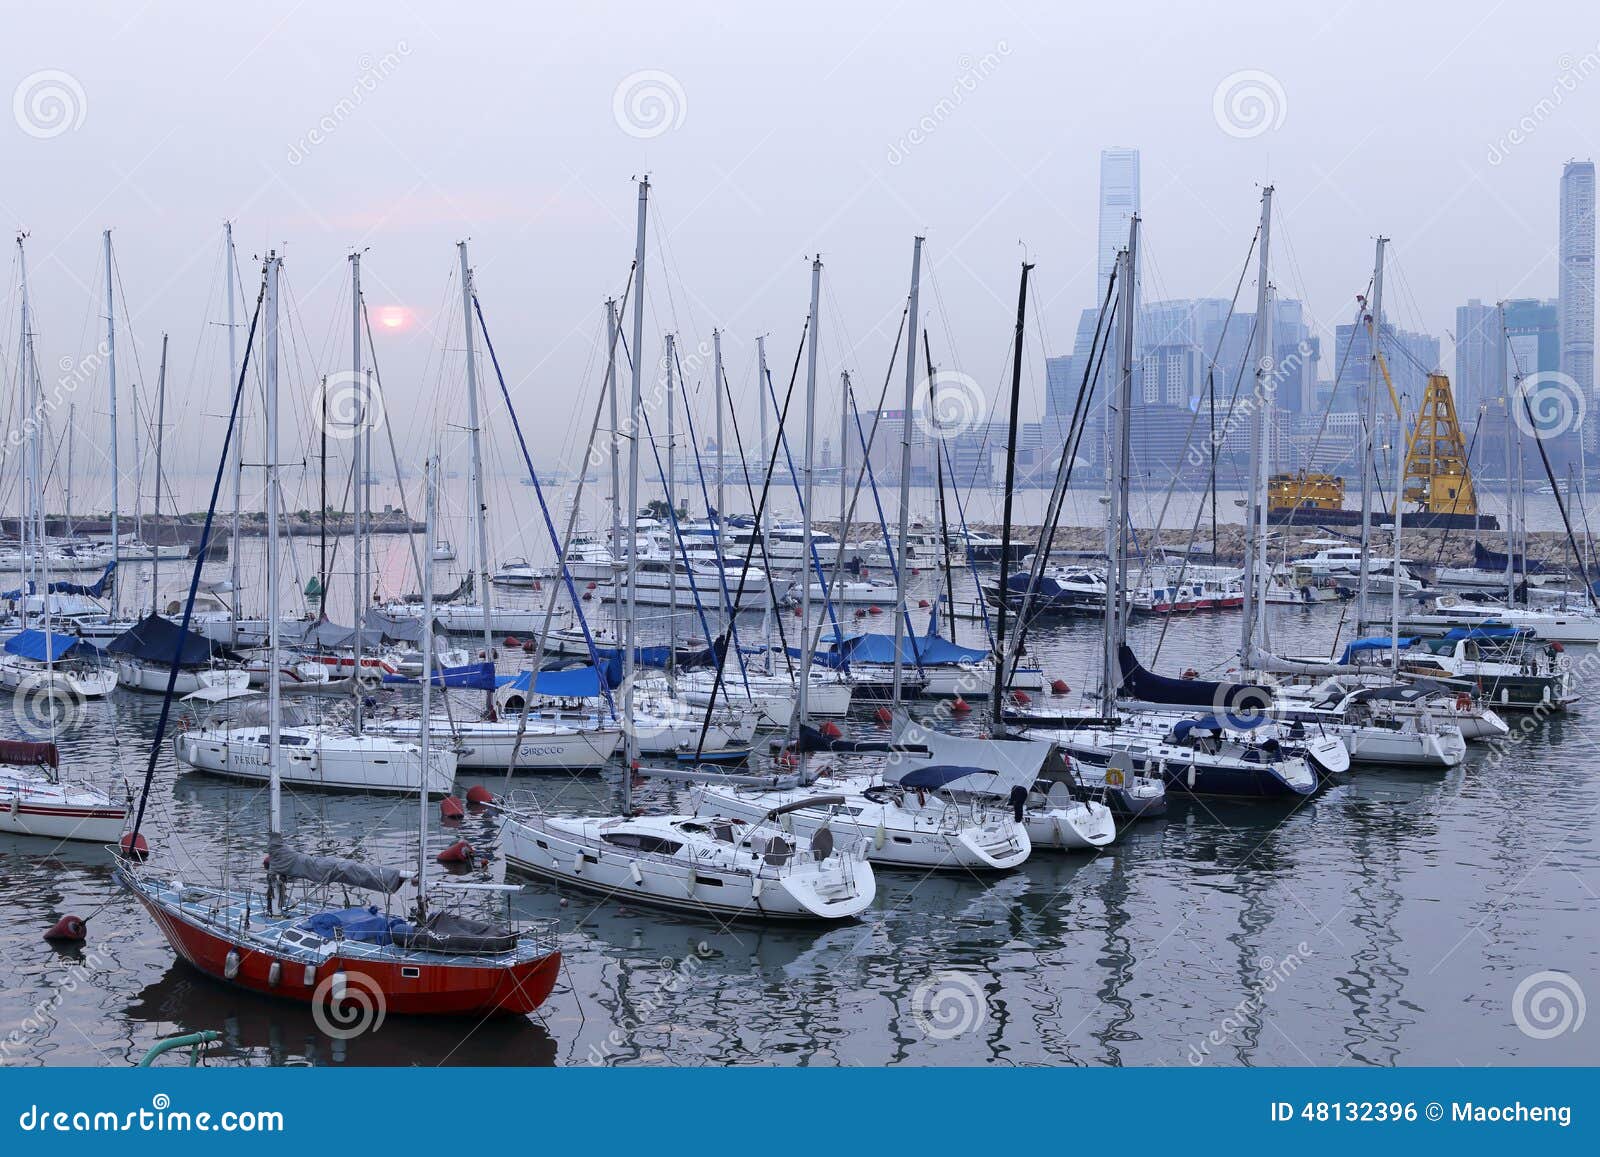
[401,966,420,978]
[603,832,684,855]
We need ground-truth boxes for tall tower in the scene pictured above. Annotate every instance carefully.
[1097,147,1141,302]
[1559,159,1595,448]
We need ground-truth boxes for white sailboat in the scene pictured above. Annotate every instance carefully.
[500,181,877,920]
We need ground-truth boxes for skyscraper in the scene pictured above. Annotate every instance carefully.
[1097,147,1140,301]
[1559,160,1595,447]
[1455,299,1499,417]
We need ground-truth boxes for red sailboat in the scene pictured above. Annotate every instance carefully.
[116,251,558,1021]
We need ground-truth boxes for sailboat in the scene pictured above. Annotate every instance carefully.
[119,256,560,1019]
[696,243,1032,871]
[500,180,878,920]
[176,252,457,797]
[1020,202,1316,800]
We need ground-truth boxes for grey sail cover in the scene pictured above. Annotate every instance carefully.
[266,833,404,893]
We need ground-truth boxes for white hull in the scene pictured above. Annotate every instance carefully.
[176,726,457,795]
[366,718,623,769]
[0,771,127,843]
[117,660,250,697]
[694,778,1031,871]
[501,812,876,921]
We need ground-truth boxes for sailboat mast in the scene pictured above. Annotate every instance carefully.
[18,235,46,642]
[65,403,74,536]
[151,333,168,614]
[713,328,725,556]
[264,254,284,838]
[1101,238,1134,717]
[226,223,241,642]
[665,333,679,682]
[757,335,773,661]
[993,256,1033,723]
[606,299,622,631]
[1240,187,1273,663]
[893,236,923,708]
[419,454,438,906]
[1499,301,1514,601]
[350,252,366,732]
[457,242,494,659]
[1358,236,1386,628]
[797,258,823,725]
[103,229,120,617]
[623,178,649,810]
[1390,414,1405,673]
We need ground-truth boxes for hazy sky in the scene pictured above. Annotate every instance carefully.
[3,1,1599,511]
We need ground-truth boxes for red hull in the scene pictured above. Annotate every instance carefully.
[136,893,560,1017]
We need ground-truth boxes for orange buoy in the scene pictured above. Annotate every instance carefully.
[504,636,522,648]
[1050,679,1070,695]
[465,784,495,806]
[439,796,465,821]
[586,581,597,590]
[874,706,893,725]
[437,839,474,864]
[820,721,843,739]
[1010,689,1030,706]
[951,697,971,714]
[119,832,150,860]
[868,605,883,615]
[44,915,87,943]
[918,599,930,608]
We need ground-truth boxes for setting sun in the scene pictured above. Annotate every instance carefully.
[376,305,412,330]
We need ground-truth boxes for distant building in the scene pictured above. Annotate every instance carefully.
[1329,321,1440,415]
[1455,299,1499,418]
[1097,148,1141,301]
[1559,160,1595,450]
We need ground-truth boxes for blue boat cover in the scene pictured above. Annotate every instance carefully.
[1337,636,1417,665]
[105,613,224,666]
[1474,540,1553,575]
[428,661,499,690]
[1171,713,1265,740]
[898,765,996,789]
[300,906,411,946]
[3,629,96,662]
[828,631,988,666]
[499,664,616,698]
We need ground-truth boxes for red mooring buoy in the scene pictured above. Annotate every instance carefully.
[44,915,87,943]
[874,706,893,725]
[504,636,522,648]
[437,839,474,864]
[1010,689,1031,706]
[119,831,150,860]
[820,721,843,739]
[439,796,465,821]
[951,697,971,714]
[1050,679,1070,695]
[465,784,495,806]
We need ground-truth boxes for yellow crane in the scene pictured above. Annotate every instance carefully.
[1367,327,1479,521]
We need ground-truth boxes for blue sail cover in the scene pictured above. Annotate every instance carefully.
[1171,713,1266,740]
[4,629,97,662]
[1337,636,1417,665]
[898,765,996,790]
[106,613,223,666]
[499,664,615,698]
[1473,540,1554,575]
[1,581,34,601]
[1117,645,1275,715]
[48,561,116,597]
